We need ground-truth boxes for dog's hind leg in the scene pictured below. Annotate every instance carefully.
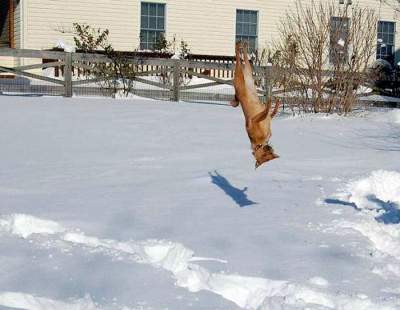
[251,99,272,123]
[271,99,281,118]
[232,42,243,108]
[242,42,251,68]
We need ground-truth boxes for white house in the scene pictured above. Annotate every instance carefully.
[1,0,400,65]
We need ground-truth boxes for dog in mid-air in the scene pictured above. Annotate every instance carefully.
[231,42,280,169]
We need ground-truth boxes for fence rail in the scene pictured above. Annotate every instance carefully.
[0,48,272,102]
[2,48,389,108]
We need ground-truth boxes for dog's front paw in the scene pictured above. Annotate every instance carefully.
[230,100,239,107]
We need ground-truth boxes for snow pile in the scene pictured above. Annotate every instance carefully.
[388,109,400,125]
[308,277,330,287]
[338,219,400,259]
[335,171,400,257]
[55,39,75,53]
[367,109,400,125]
[0,214,65,238]
[0,291,97,310]
[1,213,398,310]
[345,170,400,210]
[326,171,400,280]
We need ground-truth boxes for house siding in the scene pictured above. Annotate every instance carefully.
[22,0,288,55]
[24,0,139,51]
[6,0,400,61]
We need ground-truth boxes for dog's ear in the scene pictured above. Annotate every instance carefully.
[252,100,272,123]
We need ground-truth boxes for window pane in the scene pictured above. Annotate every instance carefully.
[149,3,157,15]
[157,4,165,17]
[330,16,349,64]
[382,45,388,56]
[149,31,156,43]
[156,31,164,41]
[157,17,164,30]
[250,12,257,24]
[237,10,243,22]
[249,24,257,36]
[384,33,389,43]
[236,23,243,35]
[140,30,148,48]
[389,22,395,33]
[141,3,149,15]
[378,22,383,32]
[245,10,251,22]
[141,30,148,41]
[384,22,389,32]
[141,16,148,28]
[243,24,249,35]
[149,16,157,29]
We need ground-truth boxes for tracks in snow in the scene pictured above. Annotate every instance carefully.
[0,213,398,310]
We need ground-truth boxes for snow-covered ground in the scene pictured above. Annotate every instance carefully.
[0,95,399,310]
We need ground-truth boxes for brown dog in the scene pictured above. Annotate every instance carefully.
[231,42,280,169]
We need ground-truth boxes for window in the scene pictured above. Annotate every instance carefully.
[0,0,10,47]
[140,2,165,50]
[236,9,258,51]
[377,21,395,64]
[330,16,349,65]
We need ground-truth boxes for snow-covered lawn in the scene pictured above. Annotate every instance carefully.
[0,95,399,310]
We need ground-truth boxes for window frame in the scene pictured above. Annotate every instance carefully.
[329,16,350,66]
[0,0,12,48]
[140,2,166,50]
[235,9,258,52]
[377,20,396,65]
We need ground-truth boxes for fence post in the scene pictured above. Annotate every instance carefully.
[172,59,180,101]
[264,64,272,102]
[64,52,73,98]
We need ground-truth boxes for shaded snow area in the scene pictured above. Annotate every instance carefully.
[0,96,399,310]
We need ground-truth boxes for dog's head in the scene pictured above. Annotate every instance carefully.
[253,144,279,169]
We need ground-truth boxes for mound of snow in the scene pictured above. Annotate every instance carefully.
[2,213,398,309]
[0,214,65,238]
[0,291,96,310]
[327,171,400,273]
[389,109,400,125]
[308,277,330,287]
[364,109,400,126]
[346,170,400,210]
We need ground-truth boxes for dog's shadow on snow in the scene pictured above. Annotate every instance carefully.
[209,170,257,208]
[324,195,400,224]
[323,198,360,211]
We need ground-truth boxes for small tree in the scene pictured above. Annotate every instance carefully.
[274,1,377,114]
[153,33,170,53]
[73,23,109,52]
[153,34,192,87]
[72,23,136,97]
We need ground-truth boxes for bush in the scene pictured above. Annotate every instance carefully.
[72,23,136,97]
[274,1,377,114]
